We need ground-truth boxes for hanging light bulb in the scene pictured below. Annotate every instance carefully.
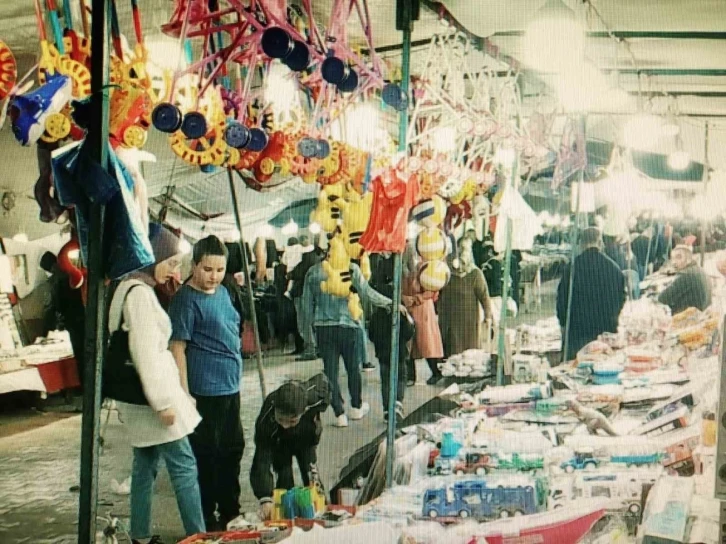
[308,222,321,235]
[281,219,299,236]
[178,238,192,255]
[524,0,585,73]
[668,150,691,171]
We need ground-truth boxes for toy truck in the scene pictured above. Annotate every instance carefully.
[496,453,544,472]
[560,448,601,473]
[454,452,495,476]
[422,479,547,520]
[433,456,454,475]
[610,453,662,468]
[549,471,661,514]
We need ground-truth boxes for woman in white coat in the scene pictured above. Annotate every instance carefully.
[109,225,205,544]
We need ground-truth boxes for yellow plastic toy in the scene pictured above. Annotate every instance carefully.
[321,236,352,298]
[337,190,373,260]
[310,183,346,234]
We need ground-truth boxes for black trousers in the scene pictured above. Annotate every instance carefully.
[273,442,318,491]
[189,393,245,522]
[378,349,407,411]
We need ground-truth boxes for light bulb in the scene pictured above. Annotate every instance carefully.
[178,238,192,255]
[308,222,321,235]
[667,150,690,171]
[282,220,298,236]
[524,0,584,73]
[12,233,28,243]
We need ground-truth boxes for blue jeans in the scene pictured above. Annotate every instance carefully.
[130,437,205,539]
[315,326,362,417]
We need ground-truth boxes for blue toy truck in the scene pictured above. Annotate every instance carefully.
[560,448,601,473]
[422,479,547,520]
[610,453,662,467]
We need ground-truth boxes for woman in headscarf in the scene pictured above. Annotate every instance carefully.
[437,238,493,358]
[109,225,205,544]
[402,240,445,384]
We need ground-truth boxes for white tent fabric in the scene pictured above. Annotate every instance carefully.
[494,185,543,253]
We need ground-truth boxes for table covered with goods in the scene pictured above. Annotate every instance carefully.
[178,288,724,544]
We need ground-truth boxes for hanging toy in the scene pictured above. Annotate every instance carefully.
[418,260,451,292]
[310,183,346,234]
[0,41,17,102]
[58,238,85,289]
[416,227,447,262]
[9,75,73,146]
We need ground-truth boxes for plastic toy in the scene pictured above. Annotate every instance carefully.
[321,236,361,320]
[567,399,619,437]
[629,405,690,437]
[337,189,373,261]
[560,448,600,473]
[495,453,544,472]
[423,479,547,520]
[310,183,346,233]
[610,453,663,468]
[9,75,72,146]
[454,452,494,476]
[0,41,17,102]
[272,485,325,521]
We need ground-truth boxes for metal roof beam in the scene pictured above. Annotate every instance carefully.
[604,69,726,76]
[493,31,726,40]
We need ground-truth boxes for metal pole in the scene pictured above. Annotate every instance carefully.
[497,156,518,385]
[562,116,587,363]
[78,0,110,542]
[701,122,710,267]
[227,169,268,399]
[386,0,412,489]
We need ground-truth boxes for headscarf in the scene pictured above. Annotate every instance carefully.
[129,224,181,287]
[451,238,476,277]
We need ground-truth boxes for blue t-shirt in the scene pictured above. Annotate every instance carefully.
[169,284,242,396]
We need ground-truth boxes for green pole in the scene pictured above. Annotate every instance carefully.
[496,156,518,385]
[386,0,413,489]
[78,0,111,541]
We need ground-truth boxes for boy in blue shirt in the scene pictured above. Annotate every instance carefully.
[169,236,243,531]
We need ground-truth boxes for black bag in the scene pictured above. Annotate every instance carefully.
[102,284,149,405]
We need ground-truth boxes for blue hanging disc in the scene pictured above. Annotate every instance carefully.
[337,68,358,93]
[152,103,182,133]
[181,112,208,140]
[225,122,251,149]
[261,27,294,59]
[283,40,311,72]
[321,57,348,85]
[247,128,269,152]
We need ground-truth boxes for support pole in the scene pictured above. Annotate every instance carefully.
[701,122,710,267]
[227,169,268,399]
[78,0,110,542]
[385,0,413,489]
[497,156,518,385]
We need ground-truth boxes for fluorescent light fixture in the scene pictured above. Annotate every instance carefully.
[524,0,584,73]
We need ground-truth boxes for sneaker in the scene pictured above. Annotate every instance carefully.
[362,361,375,371]
[349,402,370,421]
[334,414,349,427]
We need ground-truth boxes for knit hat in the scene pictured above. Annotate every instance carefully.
[149,223,181,264]
[275,382,308,417]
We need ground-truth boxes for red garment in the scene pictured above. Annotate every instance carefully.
[360,170,420,253]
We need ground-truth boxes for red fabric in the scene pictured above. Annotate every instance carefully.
[36,357,80,393]
[360,170,420,253]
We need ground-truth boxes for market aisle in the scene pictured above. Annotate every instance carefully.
[0,348,440,543]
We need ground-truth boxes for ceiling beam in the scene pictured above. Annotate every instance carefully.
[604,69,726,77]
[627,91,726,98]
[493,31,726,40]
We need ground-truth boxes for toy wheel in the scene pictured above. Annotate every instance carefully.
[564,465,574,474]
[298,137,318,158]
[499,510,510,519]
[455,470,464,476]
[427,510,438,519]
[181,112,208,140]
[284,40,311,72]
[553,504,563,509]
[459,510,469,519]
[584,462,596,471]
[262,27,294,59]
[382,83,407,111]
[628,503,641,514]
[247,128,269,152]
[279,158,292,176]
[475,467,487,476]
[315,139,331,159]
[259,158,276,176]
[0,41,17,102]
[321,56,349,85]
[123,125,148,149]
[152,103,182,133]
[43,113,71,141]
[225,122,251,149]
[337,68,358,93]
[513,510,524,517]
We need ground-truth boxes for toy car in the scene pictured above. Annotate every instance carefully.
[454,452,494,476]
[561,448,601,473]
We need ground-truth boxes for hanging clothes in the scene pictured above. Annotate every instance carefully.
[51,140,154,280]
[360,169,420,254]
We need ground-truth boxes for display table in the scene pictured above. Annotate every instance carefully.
[0,357,79,395]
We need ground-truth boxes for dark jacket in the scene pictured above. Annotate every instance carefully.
[658,263,712,315]
[631,235,652,267]
[288,248,323,298]
[557,248,626,359]
[250,373,330,501]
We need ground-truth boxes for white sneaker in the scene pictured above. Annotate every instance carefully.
[349,402,370,421]
[334,414,349,427]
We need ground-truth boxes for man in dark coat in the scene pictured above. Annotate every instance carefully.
[557,228,626,361]
[658,245,712,315]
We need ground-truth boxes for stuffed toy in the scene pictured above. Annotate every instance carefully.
[416,227,447,262]
[321,235,352,298]
[419,260,450,292]
[338,189,373,260]
[310,183,346,233]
